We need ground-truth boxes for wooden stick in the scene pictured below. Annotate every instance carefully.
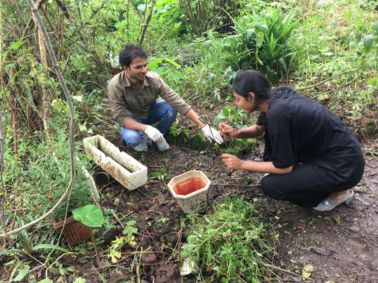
[112,211,125,229]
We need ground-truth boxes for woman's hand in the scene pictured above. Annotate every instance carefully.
[218,122,238,141]
[221,154,243,169]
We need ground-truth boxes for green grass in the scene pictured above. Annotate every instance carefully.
[267,0,378,135]
[2,126,95,224]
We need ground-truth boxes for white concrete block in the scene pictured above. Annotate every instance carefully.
[83,135,147,190]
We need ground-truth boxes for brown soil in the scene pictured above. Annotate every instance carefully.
[85,135,377,283]
[262,143,378,283]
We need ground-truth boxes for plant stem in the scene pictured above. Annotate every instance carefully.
[262,262,300,278]
[296,68,360,91]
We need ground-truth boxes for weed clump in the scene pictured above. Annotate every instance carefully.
[181,198,272,282]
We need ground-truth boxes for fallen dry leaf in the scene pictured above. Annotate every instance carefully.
[302,264,314,279]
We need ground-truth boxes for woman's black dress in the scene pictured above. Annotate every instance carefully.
[257,87,365,207]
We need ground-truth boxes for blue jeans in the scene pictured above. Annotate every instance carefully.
[120,99,177,146]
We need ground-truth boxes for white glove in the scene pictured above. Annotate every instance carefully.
[144,125,164,142]
[201,124,224,144]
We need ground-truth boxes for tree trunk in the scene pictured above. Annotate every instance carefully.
[38,25,52,140]
[33,3,52,140]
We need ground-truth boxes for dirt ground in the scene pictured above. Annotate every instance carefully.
[2,127,375,282]
[88,134,377,283]
[261,141,378,283]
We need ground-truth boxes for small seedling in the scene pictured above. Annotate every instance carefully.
[151,167,169,182]
[108,220,138,263]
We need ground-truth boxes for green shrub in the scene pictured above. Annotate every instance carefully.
[232,7,298,83]
[149,0,186,40]
[178,0,244,36]
[148,34,237,103]
[214,105,252,128]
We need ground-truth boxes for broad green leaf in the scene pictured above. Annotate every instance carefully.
[33,244,71,253]
[148,58,164,70]
[367,77,378,88]
[37,279,54,283]
[123,220,138,236]
[215,111,226,125]
[13,265,29,282]
[10,40,24,51]
[73,277,86,283]
[72,204,104,228]
[137,4,146,11]
[164,58,181,68]
[51,99,69,115]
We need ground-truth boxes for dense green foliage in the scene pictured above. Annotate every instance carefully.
[0,0,377,281]
[2,127,95,222]
[233,7,298,83]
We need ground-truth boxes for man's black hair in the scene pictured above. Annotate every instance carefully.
[119,44,148,67]
[232,70,272,101]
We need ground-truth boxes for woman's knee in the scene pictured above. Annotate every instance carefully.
[261,175,285,200]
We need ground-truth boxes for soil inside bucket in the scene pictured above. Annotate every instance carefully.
[174,177,206,195]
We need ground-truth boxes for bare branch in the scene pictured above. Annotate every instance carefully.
[138,0,156,46]
[54,0,70,19]
[0,114,3,175]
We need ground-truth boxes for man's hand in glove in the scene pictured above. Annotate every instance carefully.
[144,125,164,142]
[201,124,224,144]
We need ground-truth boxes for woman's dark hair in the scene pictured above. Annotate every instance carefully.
[232,70,272,101]
[119,44,148,67]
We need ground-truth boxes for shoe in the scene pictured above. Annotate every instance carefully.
[154,138,170,152]
[145,137,153,146]
[313,191,354,212]
[132,139,148,152]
